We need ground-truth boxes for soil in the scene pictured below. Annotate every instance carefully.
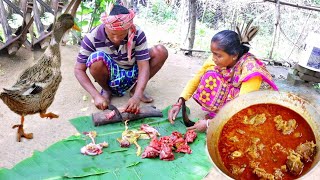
[0,44,319,179]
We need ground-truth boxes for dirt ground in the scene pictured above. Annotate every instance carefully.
[1,44,319,179]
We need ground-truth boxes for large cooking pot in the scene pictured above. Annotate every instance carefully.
[206,90,320,179]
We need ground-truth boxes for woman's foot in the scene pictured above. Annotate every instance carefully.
[129,91,153,103]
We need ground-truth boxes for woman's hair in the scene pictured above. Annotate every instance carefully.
[109,5,129,15]
[211,30,250,58]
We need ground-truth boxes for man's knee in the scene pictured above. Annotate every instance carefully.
[89,60,107,77]
[151,44,168,62]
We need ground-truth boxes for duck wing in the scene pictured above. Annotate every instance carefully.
[4,62,54,95]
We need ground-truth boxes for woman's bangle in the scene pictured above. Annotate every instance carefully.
[206,120,210,128]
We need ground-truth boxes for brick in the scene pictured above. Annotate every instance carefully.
[287,73,305,86]
[298,72,320,83]
[294,64,316,76]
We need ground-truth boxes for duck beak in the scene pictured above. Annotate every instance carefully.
[72,23,81,31]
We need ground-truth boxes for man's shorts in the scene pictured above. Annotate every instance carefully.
[86,51,138,96]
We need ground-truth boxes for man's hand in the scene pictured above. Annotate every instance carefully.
[124,96,140,114]
[93,95,109,110]
[186,119,207,132]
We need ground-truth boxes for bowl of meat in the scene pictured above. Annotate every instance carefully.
[206,90,319,180]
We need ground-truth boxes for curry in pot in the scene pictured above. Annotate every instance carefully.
[218,104,317,180]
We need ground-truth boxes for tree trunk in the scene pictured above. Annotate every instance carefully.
[179,0,196,55]
[269,0,280,59]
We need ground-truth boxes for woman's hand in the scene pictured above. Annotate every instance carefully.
[93,95,109,110]
[186,119,207,132]
[168,105,181,124]
[124,96,140,114]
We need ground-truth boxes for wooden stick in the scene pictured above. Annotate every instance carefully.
[287,12,312,60]
[264,0,320,12]
[3,0,23,16]
[180,48,210,53]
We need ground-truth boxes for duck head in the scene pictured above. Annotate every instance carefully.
[52,14,80,43]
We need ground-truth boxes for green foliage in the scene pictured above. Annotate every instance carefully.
[76,0,114,33]
[141,0,178,23]
[314,83,320,89]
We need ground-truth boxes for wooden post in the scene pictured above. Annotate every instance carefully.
[0,0,13,42]
[269,0,280,59]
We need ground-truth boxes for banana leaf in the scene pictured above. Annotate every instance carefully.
[0,106,212,180]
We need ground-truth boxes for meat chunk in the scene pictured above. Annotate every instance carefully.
[175,138,192,154]
[295,141,317,162]
[273,168,284,180]
[274,115,297,135]
[141,146,160,158]
[141,138,161,158]
[236,129,245,134]
[184,130,197,143]
[272,143,288,155]
[118,139,130,148]
[230,164,246,176]
[170,131,183,142]
[229,136,239,142]
[243,113,266,126]
[246,138,264,159]
[286,150,304,176]
[159,136,174,148]
[230,150,243,159]
[159,144,175,161]
[253,167,275,180]
[140,124,160,138]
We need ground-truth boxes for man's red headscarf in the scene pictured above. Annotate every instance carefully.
[100,7,136,62]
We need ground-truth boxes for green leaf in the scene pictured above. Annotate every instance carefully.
[0,106,211,179]
[78,21,89,27]
[64,167,109,178]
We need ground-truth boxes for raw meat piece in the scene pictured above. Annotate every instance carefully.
[170,131,183,142]
[159,144,175,161]
[159,136,174,148]
[140,124,160,138]
[141,146,160,158]
[184,130,197,143]
[175,138,192,154]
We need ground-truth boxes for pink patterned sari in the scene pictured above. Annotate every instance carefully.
[193,53,278,118]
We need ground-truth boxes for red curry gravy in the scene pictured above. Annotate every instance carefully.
[218,104,316,180]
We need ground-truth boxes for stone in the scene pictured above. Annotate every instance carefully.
[315,72,320,78]
[298,72,320,83]
[294,64,316,76]
[287,73,305,86]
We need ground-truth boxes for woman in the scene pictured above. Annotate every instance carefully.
[168,23,278,132]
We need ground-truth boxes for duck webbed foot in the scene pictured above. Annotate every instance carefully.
[40,112,59,119]
[12,124,33,142]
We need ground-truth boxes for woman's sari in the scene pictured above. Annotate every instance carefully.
[193,53,278,118]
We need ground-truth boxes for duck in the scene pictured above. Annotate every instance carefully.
[0,14,80,142]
